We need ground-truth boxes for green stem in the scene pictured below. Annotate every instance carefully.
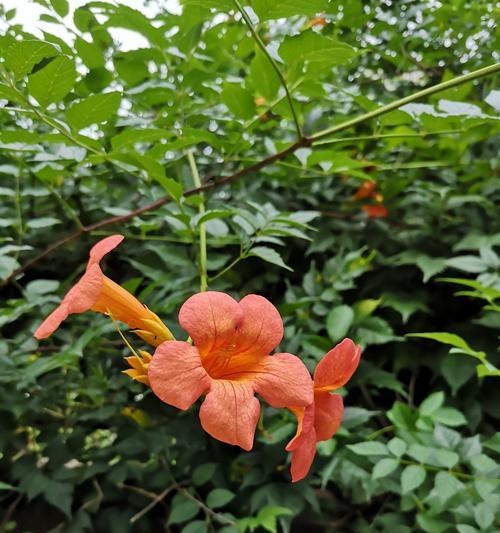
[232,0,302,139]
[312,129,466,146]
[14,162,23,239]
[366,425,395,440]
[208,251,245,282]
[3,77,103,156]
[49,186,84,230]
[187,150,208,292]
[311,62,500,141]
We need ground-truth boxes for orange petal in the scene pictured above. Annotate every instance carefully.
[289,425,317,482]
[179,292,243,357]
[254,353,313,408]
[86,234,124,269]
[34,264,103,339]
[35,235,124,340]
[34,302,70,339]
[362,204,389,218]
[148,341,210,410]
[199,380,260,451]
[286,403,314,451]
[313,339,361,392]
[353,181,376,200]
[314,391,343,441]
[236,294,283,357]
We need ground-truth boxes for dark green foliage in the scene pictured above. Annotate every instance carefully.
[0,1,499,532]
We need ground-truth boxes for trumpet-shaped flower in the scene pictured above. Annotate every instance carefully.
[148,291,314,451]
[286,338,361,482]
[34,235,173,347]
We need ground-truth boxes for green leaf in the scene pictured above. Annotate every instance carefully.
[44,480,73,517]
[192,463,216,486]
[387,437,407,458]
[239,506,292,533]
[433,407,467,427]
[372,458,399,480]
[456,526,479,533]
[474,502,494,529]
[387,252,447,282]
[0,481,16,490]
[279,31,357,69]
[168,494,200,525]
[181,521,207,533]
[206,488,235,509]
[483,433,500,453]
[250,50,280,101]
[27,217,61,229]
[470,454,497,473]
[401,465,426,494]
[74,37,105,69]
[154,175,183,203]
[408,332,481,357]
[66,92,121,131]
[221,83,255,119]
[434,449,459,468]
[441,354,476,395]
[252,0,329,21]
[435,471,462,503]
[446,255,487,273]
[248,246,292,271]
[416,514,450,533]
[357,316,396,345]
[419,392,445,417]
[111,128,172,150]
[27,55,77,107]
[347,441,388,456]
[50,0,69,17]
[326,305,354,342]
[193,210,234,227]
[4,39,59,80]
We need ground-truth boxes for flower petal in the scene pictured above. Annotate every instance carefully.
[178,292,243,357]
[314,392,344,442]
[236,294,283,357]
[253,353,313,408]
[313,338,361,391]
[148,341,210,410]
[285,404,314,451]
[34,302,70,339]
[34,264,103,339]
[86,234,124,269]
[289,426,317,482]
[199,380,260,451]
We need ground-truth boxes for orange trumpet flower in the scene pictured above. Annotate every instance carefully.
[362,204,389,218]
[148,291,314,451]
[352,180,377,200]
[34,235,173,347]
[286,339,361,482]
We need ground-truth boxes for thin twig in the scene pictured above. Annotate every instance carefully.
[130,484,176,524]
[0,493,23,530]
[179,488,237,526]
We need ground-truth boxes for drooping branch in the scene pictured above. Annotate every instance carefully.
[2,62,498,287]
